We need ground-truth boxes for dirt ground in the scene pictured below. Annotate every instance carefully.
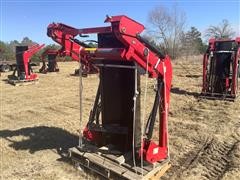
[0,60,240,180]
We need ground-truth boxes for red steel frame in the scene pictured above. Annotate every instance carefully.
[202,37,240,99]
[41,49,60,60]
[47,15,172,163]
[22,44,45,80]
[47,23,98,74]
[39,48,60,73]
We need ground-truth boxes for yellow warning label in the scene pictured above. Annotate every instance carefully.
[84,48,97,51]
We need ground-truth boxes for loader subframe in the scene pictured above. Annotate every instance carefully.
[47,15,172,179]
[201,38,240,101]
[8,44,44,86]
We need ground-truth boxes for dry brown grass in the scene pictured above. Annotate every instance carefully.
[1,60,240,179]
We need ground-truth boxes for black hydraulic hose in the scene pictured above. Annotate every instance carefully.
[88,83,101,124]
[136,34,165,59]
[83,40,98,44]
[145,80,163,140]
[70,38,92,48]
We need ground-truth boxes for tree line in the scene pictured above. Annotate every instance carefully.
[0,37,65,62]
[0,37,96,62]
[147,5,236,59]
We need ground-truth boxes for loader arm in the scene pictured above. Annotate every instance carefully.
[23,44,45,80]
[47,23,98,74]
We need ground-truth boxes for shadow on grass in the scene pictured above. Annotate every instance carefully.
[186,74,201,78]
[0,126,108,179]
[2,79,9,84]
[171,87,199,97]
[0,126,78,155]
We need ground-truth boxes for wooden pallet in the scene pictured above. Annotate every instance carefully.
[8,78,39,86]
[69,144,171,180]
[199,93,236,101]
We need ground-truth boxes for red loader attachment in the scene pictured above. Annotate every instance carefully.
[201,38,240,101]
[8,44,44,86]
[47,23,98,75]
[39,49,60,73]
[50,15,172,179]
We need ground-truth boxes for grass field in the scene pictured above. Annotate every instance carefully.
[1,60,240,179]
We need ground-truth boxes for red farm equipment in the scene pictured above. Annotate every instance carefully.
[39,49,60,73]
[48,15,172,179]
[47,22,98,76]
[201,38,240,101]
[8,44,44,86]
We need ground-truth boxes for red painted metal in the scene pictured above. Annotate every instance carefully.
[41,49,60,58]
[139,140,167,163]
[47,23,98,74]
[202,37,240,100]
[78,26,112,34]
[232,38,240,95]
[22,44,45,80]
[83,127,102,143]
[48,15,172,163]
[39,49,60,73]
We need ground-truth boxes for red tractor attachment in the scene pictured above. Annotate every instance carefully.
[8,44,44,86]
[201,38,240,101]
[50,15,172,179]
[47,23,98,76]
[39,49,60,73]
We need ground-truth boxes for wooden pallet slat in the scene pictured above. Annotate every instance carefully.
[199,92,236,101]
[8,78,39,86]
[69,146,171,180]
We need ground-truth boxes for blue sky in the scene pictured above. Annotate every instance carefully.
[1,0,239,44]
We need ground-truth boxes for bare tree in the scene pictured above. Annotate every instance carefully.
[205,19,235,39]
[147,5,186,59]
[148,6,171,52]
[171,5,186,59]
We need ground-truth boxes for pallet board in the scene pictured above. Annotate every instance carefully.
[199,93,236,101]
[8,79,39,86]
[69,145,170,180]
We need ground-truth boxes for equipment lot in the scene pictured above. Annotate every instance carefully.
[1,60,240,179]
